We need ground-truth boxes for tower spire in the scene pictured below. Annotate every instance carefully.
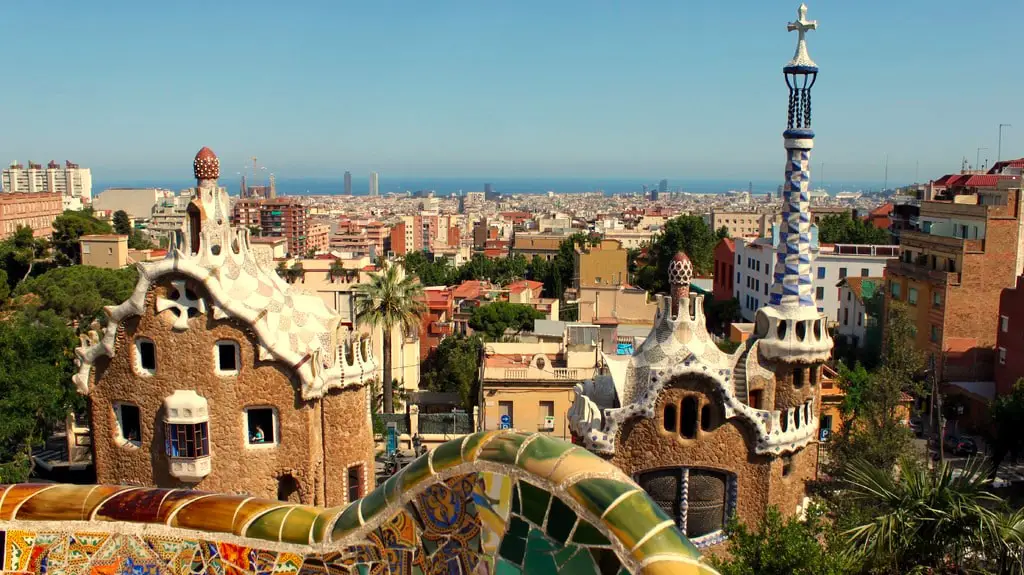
[754,4,832,364]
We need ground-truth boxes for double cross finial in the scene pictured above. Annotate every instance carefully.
[786,3,818,69]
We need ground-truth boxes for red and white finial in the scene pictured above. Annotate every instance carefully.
[668,252,694,314]
[193,147,219,180]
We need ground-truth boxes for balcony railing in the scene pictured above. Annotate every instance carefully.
[486,367,596,382]
[886,260,961,286]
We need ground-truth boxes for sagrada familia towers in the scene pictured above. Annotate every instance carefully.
[568,3,832,547]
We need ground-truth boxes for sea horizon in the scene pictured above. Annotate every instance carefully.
[91,175,900,198]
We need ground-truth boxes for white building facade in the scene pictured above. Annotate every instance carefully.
[733,229,897,324]
[835,277,883,349]
[2,161,92,203]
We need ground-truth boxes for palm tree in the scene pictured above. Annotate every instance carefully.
[842,457,1001,573]
[354,263,424,414]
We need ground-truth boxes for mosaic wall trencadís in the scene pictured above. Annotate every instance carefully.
[0,431,720,575]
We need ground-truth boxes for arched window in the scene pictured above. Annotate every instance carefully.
[793,367,804,388]
[636,467,735,545]
[700,403,717,432]
[681,397,699,439]
[663,403,677,433]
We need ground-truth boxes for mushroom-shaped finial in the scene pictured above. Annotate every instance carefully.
[667,252,694,287]
[193,147,219,180]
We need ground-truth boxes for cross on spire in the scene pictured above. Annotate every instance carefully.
[786,3,818,69]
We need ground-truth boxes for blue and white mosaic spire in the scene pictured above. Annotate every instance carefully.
[770,3,819,309]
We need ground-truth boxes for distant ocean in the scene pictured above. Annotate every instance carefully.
[92,176,893,198]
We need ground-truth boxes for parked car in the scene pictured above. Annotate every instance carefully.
[943,434,979,456]
[909,418,924,437]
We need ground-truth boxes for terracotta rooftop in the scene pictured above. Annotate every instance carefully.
[507,279,544,295]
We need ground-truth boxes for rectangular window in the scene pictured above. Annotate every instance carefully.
[933,291,942,308]
[764,284,768,296]
[782,454,794,477]
[83,244,91,254]
[539,401,555,430]
[930,325,940,343]
[136,339,156,373]
[817,267,825,279]
[821,414,833,436]
[839,268,847,279]
[736,254,741,264]
[908,287,918,305]
[164,422,210,458]
[748,389,763,410]
[498,401,514,429]
[348,464,363,502]
[857,313,863,327]
[246,407,277,445]
[891,282,901,299]
[861,268,869,277]
[1001,315,1009,333]
[114,403,141,447]
[216,341,239,373]
[999,347,1007,365]
[843,308,849,325]
[815,286,824,300]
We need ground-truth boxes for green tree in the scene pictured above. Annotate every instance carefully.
[716,226,731,240]
[15,265,138,327]
[987,379,1024,477]
[0,269,9,302]
[51,210,113,265]
[635,215,719,293]
[818,212,890,245]
[842,457,1005,574]
[112,210,132,235]
[355,263,425,413]
[711,506,851,575]
[0,308,83,482]
[421,335,483,408]
[468,301,544,340]
[0,225,50,289]
[128,231,154,250]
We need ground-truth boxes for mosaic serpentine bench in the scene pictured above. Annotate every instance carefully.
[0,431,719,575]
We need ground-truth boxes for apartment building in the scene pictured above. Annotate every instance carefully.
[480,324,601,441]
[79,235,129,268]
[232,198,309,256]
[511,231,567,261]
[884,168,1024,382]
[573,239,627,289]
[729,231,897,323]
[306,223,330,254]
[0,192,62,239]
[94,188,174,220]
[2,160,92,203]
[705,211,778,238]
[835,277,883,351]
[712,238,736,302]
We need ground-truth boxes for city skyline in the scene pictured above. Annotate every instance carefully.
[0,1,1020,182]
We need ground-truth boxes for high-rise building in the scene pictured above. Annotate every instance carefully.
[369,172,379,197]
[232,197,309,256]
[484,182,499,202]
[344,171,352,195]
[2,160,92,204]
[658,179,668,193]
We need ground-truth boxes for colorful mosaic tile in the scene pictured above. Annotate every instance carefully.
[0,432,719,575]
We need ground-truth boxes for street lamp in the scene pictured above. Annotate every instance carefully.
[999,124,1012,162]
[976,147,988,171]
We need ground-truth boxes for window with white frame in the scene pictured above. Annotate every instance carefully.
[135,338,157,375]
[215,341,240,375]
[1000,347,1007,365]
[113,402,142,447]
[1001,315,1009,333]
[245,407,278,446]
[163,390,211,481]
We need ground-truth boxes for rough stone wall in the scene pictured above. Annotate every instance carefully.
[89,277,321,503]
[321,385,375,506]
[771,363,819,411]
[766,438,819,515]
[611,380,772,533]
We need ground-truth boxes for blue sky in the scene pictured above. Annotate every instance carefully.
[0,0,1020,183]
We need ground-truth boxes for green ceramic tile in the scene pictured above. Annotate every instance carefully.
[517,481,551,526]
[522,527,559,574]
[602,491,674,549]
[571,520,610,546]
[278,506,319,545]
[545,496,577,544]
[397,451,433,493]
[632,524,698,562]
[382,471,403,505]
[589,548,622,575]
[561,548,602,574]
[357,484,388,522]
[508,514,530,539]
[568,478,638,520]
[477,432,530,465]
[495,517,528,560]
[462,430,505,461]
[245,506,293,541]
[616,568,630,575]
[515,433,577,478]
[355,565,370,575]
[495,558,522,575]
[311,507,344,544]
[328,502,363,540]
[552,544,582,569]
[430,436,466,472]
